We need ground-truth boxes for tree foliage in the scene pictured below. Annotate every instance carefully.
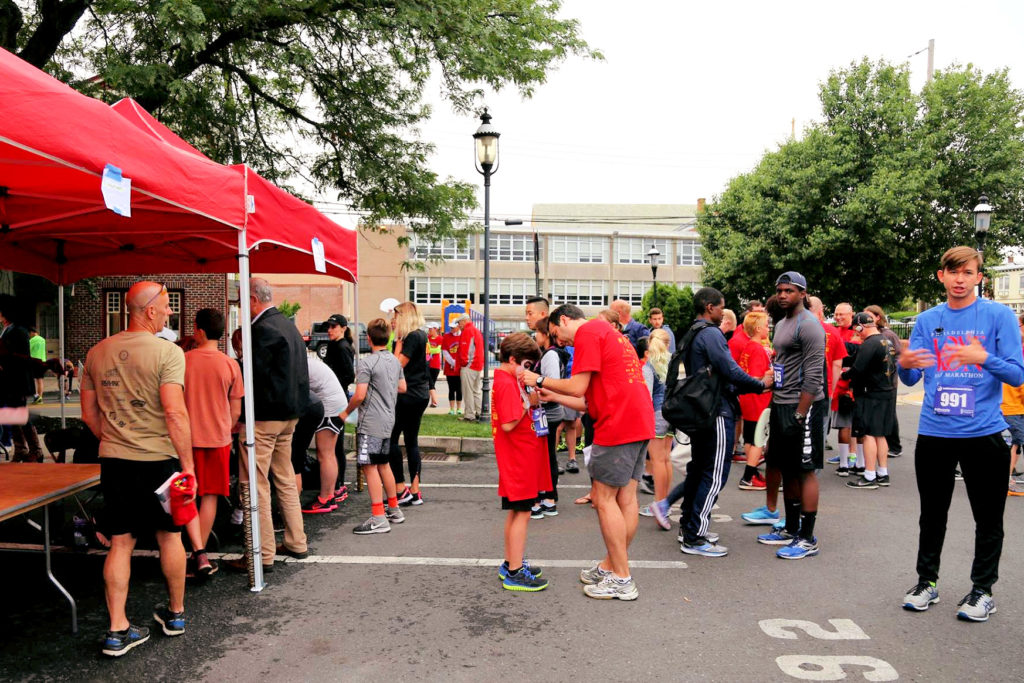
[699,59,1024,310]
[640,283,693,334]
[1,1,597,243]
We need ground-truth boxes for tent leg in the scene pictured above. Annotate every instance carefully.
[58,285,65,428]
[238,230,264,592]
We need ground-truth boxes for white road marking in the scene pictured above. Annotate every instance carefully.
[760,619,869,640]
[775,655,897,681]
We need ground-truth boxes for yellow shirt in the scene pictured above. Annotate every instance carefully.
[82,331,186,461]
[1002,381,1024,416]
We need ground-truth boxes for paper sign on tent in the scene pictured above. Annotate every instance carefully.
[101,164,132,217]
[311,237,326,273]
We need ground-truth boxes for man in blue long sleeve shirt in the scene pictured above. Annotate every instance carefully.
[678,288,772,557]
[898,246,1024,622]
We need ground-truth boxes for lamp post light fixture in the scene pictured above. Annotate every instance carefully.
[647,245,661,310]
[974,194,992,298]
[474,108,500,422]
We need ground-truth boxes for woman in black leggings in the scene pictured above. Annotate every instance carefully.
[388,302,431,506]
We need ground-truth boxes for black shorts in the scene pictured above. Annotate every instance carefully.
[767,399,826,474]
[852,392,896,438]
[742,420,758,446]
[356,433,391,466]
[100,457,181,537]
[316,415,344,435]
[501,496,537,511]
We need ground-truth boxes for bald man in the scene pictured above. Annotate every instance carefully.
[610,299,649,353]
[82,281,194,656]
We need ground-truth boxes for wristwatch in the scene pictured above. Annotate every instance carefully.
[536,375,545,389]
[794,411,807,423]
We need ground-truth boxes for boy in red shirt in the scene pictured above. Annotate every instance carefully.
[183,308,243,576]
[492,332,550,591]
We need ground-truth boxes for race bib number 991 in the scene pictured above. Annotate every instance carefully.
[934,385,975,417]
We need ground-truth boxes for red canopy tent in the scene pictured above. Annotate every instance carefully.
[0,48,359,592]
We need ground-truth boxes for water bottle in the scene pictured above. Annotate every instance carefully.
[72,515,88,552]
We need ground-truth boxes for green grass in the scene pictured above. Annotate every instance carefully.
[418,413,492,438]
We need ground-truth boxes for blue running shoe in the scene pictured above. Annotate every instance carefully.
[153,605,185,636]
[773,518,787,531]
[757,528,796,545]
[102,624,150,657]
[741,505,781,525]
[903,582,940,611]
[956,590,996,622]
[826,455,840,465]
[502,566,549,592]
[498,559,542,580]
[777,537,819,560]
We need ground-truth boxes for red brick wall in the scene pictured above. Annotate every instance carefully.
[66,274,228,363]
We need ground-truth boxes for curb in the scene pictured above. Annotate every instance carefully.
[343,433,493,455]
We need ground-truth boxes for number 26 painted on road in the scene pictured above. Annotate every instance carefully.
[759,619,898,681]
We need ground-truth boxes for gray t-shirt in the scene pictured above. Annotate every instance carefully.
[539,347,565,423]
[307,357,347,416]
[355,350,404,439]
[770,308,826,405]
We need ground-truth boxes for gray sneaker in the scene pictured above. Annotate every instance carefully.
[680,540,729,557]
[579,561,613,585]
[638,504,654,517]
[583,575,639,601]
[385,507,405,524]
[353,516,390,535]
[956,590,996,622]
[902,581,940,611]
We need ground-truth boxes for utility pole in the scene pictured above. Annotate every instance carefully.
[926,38,934,84]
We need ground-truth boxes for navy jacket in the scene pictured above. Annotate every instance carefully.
[684,320,766,418]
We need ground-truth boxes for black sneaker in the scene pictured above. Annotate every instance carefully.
[639,475,655,495]
[153,606,185,636]
[876,474,891,487]
[530,505,545,519]
[102,624,150,657]
[888,449,902,458]
[399,491,423,507]
[846,475,879,489]
[566,459,580,473]
[954,469,964,481]
[852,466,865,475]
[836,467,851,477]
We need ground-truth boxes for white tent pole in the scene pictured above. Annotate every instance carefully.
[58,284,65,428]
[352,283,359,364]
[238,228,264,592]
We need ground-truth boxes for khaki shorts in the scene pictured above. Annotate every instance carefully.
[588,440,649,487]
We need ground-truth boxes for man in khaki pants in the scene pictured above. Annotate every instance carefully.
[226,278,310,573]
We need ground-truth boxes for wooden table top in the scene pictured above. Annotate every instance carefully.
[0,463,101,523]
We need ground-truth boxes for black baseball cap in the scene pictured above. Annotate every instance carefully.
[775,271,808,291]
[325,314,348,327]
[853,312,876,328]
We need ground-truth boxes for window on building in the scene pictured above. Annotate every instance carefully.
[615,281,652,306]
[550,236,606,264]
[36,303,59,342]
[408,235,471,260]
[489,233,537,262]
[409,278,473,304]
[487,279,535,306]
[676,239,703,266]
[1018,273,1024,291]
[105,288,183,338]
[550,279,607,306]
[997,275,1010,293]
[615,237,668,265]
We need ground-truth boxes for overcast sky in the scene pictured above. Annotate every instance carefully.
[402,0,1024,225]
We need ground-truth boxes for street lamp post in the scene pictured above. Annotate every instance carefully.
[974,195,992,299]
[474,109,500,422]
[648,245,661,310]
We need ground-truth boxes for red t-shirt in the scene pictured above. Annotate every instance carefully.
[457,322,485,371]
[427,332,442,370]
[441,331,462,376]
[838,325,855,343]
[729,326,749,363]
[832,336,860,411]
[572,319,655,446]
[737,339,771,421]
[491,368,551,501]
[822,322,848,398]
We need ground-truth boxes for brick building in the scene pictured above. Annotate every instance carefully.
[65,273,229,363]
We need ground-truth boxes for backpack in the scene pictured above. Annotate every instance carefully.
[661,320,722,436]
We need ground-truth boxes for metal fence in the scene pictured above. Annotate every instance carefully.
[888,319,915,340]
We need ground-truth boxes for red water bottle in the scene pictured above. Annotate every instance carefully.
[169,473,198,525]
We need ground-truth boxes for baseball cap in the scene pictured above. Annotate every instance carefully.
[325,314,347,327]
[853,312,876,328]
[775,271,807,291]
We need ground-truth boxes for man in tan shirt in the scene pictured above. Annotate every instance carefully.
[81,281,194,657]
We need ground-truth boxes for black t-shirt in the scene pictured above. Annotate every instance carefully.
[325,338,355,388]
[846,334,897,396]
[400,329,430,400]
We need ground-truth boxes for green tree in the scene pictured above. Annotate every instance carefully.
[1,1,597,244]
[641,283,693,334]
[699,59,1024,309]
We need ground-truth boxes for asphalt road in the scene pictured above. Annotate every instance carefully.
[2,399,1023,682]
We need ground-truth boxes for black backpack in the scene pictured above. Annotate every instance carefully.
[662,320,722,436]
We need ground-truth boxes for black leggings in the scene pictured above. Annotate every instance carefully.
[542,426,559,501]
[447,374,462,402]
[389,395,429,485]
[429,367,440,391]
[291,400,324,475]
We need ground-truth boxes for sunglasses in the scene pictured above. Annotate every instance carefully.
[141,284,167,310]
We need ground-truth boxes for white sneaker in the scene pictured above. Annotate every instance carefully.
[583,575,639,600]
